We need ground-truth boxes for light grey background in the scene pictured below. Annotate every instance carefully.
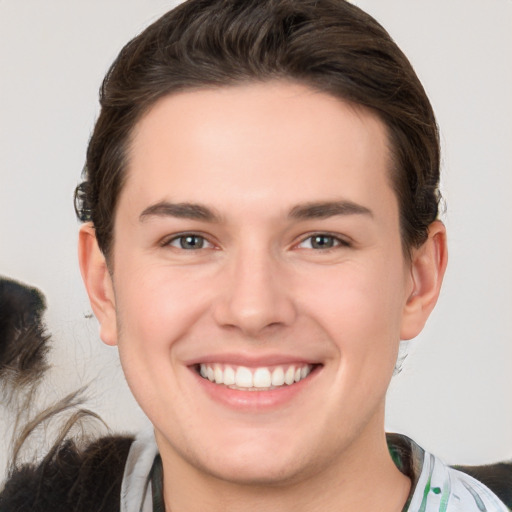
[1,0,511,475]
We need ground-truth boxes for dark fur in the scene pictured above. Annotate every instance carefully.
[0,277,135,511]
[0,277,50,390]
[0,435,134,512]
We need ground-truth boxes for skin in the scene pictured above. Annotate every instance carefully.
[80,82,447,512]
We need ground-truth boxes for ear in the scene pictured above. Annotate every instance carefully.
[400,220,448,340]
[78,223,118,346]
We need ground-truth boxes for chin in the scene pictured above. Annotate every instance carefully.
[195,452,313,488]
[158,425,319,487]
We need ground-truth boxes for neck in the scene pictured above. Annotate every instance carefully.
[158,428,411,512]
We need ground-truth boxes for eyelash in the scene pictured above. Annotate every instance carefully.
[163,233,215,250]
[161,232,351,252]
[296,233,351,251]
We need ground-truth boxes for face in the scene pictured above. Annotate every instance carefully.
[97,82,420,484]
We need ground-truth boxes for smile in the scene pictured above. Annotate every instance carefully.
[198,363,313,391]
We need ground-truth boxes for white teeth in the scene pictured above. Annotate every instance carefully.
[284,366,295,385]
[271,366,285,386]
[253,368,272,388]
[223,365,235,386]
[214,364,223,384]
[198,363,313,390]
[235,366,253,388]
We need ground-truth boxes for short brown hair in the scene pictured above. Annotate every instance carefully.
[75,0,440,259]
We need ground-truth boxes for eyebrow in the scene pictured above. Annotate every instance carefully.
[139,202,221,222]
[139,199,373,223]
[288,200,373,220]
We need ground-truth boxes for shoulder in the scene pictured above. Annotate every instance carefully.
[0,434,134,512]
[455,461,512,510]
[387,433,512,511]
[120,428,159,512]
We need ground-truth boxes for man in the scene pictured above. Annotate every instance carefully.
[1,1,510,510]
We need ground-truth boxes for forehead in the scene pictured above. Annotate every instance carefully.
[122,81,396,223]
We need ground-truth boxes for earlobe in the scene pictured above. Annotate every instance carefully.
[78,223,118,346]
[400,220,448,340]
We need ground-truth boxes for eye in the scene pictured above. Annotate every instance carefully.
[297,234,349,250]
[166,234,214,250]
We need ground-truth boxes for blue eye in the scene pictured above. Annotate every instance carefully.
[168,234,210,250]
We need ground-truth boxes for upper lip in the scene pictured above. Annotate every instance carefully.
[184,353,323,368]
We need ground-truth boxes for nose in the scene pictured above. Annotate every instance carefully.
[212,247,297,337]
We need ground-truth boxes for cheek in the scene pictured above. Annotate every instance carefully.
[111,264,207,413]
[113,261,214,347]
[300,258,407,361]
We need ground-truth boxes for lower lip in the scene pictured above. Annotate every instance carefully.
[191,366,321,411]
